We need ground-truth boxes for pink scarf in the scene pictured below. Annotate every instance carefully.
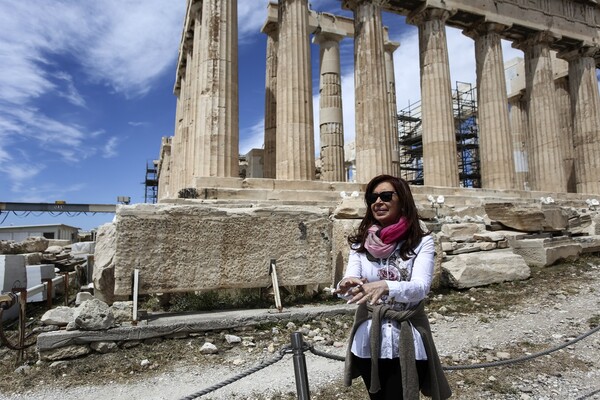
[364,217,410,259]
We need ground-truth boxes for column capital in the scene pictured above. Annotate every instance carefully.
[312,30,344,45]
[407,6,453,26]
[343,0,388,11]
[557,44,600,62]
[463,20,509,40]
[261,20,279,37]
[384,38,400,53]
[512,30,560,51]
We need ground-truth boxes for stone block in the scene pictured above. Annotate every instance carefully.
[93,223,116,305]
[332,197,366,219]
[572,235,600,254]
[71,242,96,255]
[442,250,530,289]
[39,344,91,361]
[440,223,485,242]
[23,252,42,265]
[510,237,582,267]
[26,264,55,302]
[485,203,545,232]
[541,206,569,231]
[331,219,361,287]
[1,255,26,291]
[113,204,333,296]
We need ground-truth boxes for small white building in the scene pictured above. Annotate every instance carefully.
[0,224,80,243]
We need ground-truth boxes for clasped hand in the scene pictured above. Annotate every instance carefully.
[334,277,389,305]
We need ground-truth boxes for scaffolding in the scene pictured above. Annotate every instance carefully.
[397,81,480,188]
[144,160,158,203]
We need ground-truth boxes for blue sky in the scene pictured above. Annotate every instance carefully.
[0,0,523,231]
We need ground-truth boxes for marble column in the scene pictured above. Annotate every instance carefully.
[561,47,600,194]
[172,75,184,195]
[262,21,278,179]
[516,32,566,192]
[346,0,393,183]
[183,45,194,188]
[157,137,172,200]
[408,8,459,187]
[187,6,202,185]
[466,23,516,190]
[276,0,315,180]
[194,0,239,178]
[384,35,401,178]
[508,94,530,191]
[554,76,576,193]
[314,31,345,182]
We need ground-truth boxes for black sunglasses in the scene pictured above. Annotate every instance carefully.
[366,191,396,205]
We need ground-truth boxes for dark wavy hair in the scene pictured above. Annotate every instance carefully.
[348,174,427,260]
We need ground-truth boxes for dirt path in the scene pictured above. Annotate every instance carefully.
[2,257,600,400]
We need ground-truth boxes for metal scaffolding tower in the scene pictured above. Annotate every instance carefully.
[144,160,158,203]
[397,81,480,188]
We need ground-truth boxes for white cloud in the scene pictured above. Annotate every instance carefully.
[239,119,265,154]
[102,137,120,159]
[0,0,184,192]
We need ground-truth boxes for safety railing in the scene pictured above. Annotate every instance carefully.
[179,324,600,400]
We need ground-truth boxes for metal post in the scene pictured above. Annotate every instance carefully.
[269,259,283,312]
[42,278,53,308]
[291,332,310,400]
[62,272,69,306]
[132,269,139,325]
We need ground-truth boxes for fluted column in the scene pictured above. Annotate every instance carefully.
[466,23,516,190]
[346,0,393,183]
[187,5,202,185]
[158,137,172,200]
[508,94,530,191]
[554,76,575,192]
[408,8,459,187]
[516,32,566,192]
[314,31,345,182]
[262,21,278,179]
[183,46,194,187]
[561,47,600,194]
[172,81,184,195]
[384,35,401,178]
[194,0,239,178]
[276,0,315,180]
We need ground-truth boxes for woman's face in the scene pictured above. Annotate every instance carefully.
[369,181,401,227]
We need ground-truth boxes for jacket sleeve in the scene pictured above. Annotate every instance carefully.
[386,235,434,302]
[336,249,364,299]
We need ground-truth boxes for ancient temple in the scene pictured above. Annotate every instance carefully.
[157,0,600,197]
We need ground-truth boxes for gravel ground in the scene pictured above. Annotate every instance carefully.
[2,256,600,400]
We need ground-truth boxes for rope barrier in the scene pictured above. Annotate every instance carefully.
[178,345,292,400]
[308,323,600,371]
[178,321,600,399]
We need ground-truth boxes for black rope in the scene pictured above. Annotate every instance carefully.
[308,323,600,371]
[575,388,600,400]
[178,345,292,400]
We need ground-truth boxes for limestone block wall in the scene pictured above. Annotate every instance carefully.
[112,204,332,296]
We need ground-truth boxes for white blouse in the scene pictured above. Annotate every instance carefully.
[341,234,434,360]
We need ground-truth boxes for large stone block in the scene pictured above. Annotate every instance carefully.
[440,223,485,242]
[113,204,333,296]
[442,250,530,289]
[1,255,26,291]
[93,223,117,304]
[26,264,55,302]
[485,203,545,232]
[510,237,582,267]
[331,219,361,287]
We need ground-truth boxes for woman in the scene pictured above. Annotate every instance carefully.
[336,175,451,400]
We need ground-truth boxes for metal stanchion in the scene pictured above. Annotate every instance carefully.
[291,332,310,400]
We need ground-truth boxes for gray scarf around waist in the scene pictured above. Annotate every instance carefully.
[344,300,452,399]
